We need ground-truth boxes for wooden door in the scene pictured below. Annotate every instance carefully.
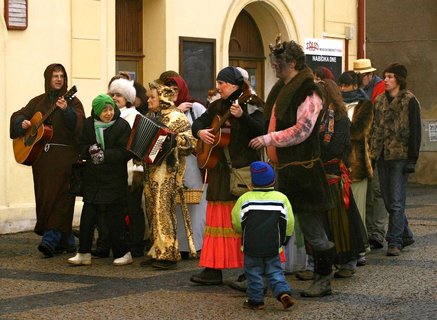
[115,0,144,83]
[229,10,265,99]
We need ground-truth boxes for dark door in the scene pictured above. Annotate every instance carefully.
[115,0,144,83]
[229,10,265,99]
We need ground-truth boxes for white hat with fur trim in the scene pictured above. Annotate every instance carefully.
[108,78,136,104]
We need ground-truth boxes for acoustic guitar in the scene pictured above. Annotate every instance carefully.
[13,86,78,166]
[196,91,252,169]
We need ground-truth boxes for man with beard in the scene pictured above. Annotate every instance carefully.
[249,36,334,297]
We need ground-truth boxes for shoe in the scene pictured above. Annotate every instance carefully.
[68,253,91,266]
[279,293,296,309]
[113,252,133,266]
[228,274,247,292]
[190,268,223,285]
[243,300,265,310]
[91,248,110,258]
[334,269,356,278]
[369,237,384,249]
[300,273,332,297]
[140,258,156,267]
[402,237,415,248]
[386,245,401,256]
[296,270,314,281]
[152,260,178,270]
[228,274,268,294]
[357,257,367,266]
[38,242,54,258]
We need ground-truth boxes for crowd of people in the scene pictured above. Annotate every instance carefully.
[9,34,421,311]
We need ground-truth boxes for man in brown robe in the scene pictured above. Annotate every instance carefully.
[10,63,85,257]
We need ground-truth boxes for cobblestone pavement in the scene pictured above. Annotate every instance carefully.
[1,184,436,320]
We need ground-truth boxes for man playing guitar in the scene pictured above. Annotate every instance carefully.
[10,63,85,258]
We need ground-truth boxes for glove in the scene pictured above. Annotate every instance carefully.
[403,160,416,174]
[89,143,104,165]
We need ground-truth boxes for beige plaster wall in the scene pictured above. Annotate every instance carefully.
[1,0,359,234]
[0,0,116,234]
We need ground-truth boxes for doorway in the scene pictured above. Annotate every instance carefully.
[229,10,265,99]
[115,0,144,83]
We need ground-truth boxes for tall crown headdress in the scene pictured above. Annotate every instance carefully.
[269,33,285,55]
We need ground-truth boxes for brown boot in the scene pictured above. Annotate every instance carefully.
[279,293,296,309]
[190,268,223,285]
[301,246,334,297]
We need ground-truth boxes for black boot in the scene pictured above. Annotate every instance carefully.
[190,268,223,285]
[301,246,335,297]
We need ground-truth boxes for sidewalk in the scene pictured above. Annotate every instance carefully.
[1,183,436,320]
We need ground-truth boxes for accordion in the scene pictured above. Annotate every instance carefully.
[126,114,176,165]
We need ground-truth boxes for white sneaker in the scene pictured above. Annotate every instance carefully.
[113,252,133,266]
[68,253,91,266]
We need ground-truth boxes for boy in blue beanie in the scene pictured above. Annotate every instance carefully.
[231,161,295,310]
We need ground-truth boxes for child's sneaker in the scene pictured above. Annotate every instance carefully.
[280,293,296,309]
[243,300,265,310]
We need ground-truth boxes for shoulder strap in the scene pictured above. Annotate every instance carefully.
[223,147,233,169]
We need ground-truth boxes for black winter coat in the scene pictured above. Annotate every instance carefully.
[79,110,132,204]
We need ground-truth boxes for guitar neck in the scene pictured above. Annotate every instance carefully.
[36,105,58,128]
[213,109,232,133]
[34,86,77,129]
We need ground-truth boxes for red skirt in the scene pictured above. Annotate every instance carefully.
[199,201,243,269]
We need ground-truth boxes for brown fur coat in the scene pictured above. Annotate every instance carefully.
[347,100,373,181]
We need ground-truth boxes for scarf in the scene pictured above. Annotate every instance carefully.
[320,104,335,143]
[94,119,115,150]
[167,76,201,106]
[342,88,369,103]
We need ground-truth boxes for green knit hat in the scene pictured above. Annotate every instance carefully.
[92,94,115,116]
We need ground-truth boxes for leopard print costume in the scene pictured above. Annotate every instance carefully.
[144,83,196,262]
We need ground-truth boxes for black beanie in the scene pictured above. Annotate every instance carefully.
[216,67,243,86]
[384,63,407,79]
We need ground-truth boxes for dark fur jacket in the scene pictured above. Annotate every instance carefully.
[344,91,373,181]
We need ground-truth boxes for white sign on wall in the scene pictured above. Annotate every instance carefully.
[304,38,344,80]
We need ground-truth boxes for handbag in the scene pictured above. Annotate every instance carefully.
[224,147,252,196]
[69,159,86,196]
[176,171,207,205]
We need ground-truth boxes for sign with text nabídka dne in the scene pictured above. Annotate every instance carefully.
[304,38,343,81]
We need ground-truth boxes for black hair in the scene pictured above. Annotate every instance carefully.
[338,71,359,86]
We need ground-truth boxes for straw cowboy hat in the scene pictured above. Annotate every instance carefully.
[353,58,377,74]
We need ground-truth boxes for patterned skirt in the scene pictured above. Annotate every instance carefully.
[199,201,243,269]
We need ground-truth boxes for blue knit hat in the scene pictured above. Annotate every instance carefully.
[250,161,275,187]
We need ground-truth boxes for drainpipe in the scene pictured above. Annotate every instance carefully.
[357,0,366,58]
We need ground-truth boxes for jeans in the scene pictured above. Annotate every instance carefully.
[244,254,292,304]
[42,229,62,250]
[378,158,413,249]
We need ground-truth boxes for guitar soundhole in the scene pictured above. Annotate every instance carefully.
[25,134,36,146]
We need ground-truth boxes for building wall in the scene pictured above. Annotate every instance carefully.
[0,0,358,233]
[366,0,437,184]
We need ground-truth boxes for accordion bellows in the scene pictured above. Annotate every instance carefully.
[126,114,175,165]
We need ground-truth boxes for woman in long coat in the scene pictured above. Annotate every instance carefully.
[142,82,197,270]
